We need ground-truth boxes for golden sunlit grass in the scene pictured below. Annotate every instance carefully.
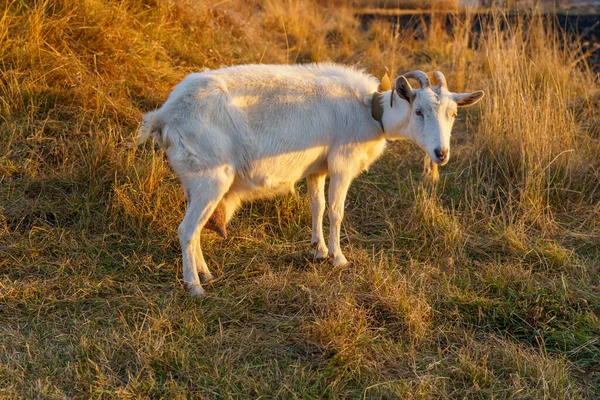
[1,0,599,397]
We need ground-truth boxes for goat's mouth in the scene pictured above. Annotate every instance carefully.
[431,147,450,165]
[434,156,449,166]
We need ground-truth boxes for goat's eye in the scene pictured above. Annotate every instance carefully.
[451,112,457,118]
[415,110,423,116]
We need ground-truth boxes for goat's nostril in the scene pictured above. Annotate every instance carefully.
[435,148,448,160]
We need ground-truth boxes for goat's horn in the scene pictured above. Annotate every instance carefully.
[402,70,430,88]
[433,71,447,90]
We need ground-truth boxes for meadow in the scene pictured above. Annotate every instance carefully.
[0,0,599,397]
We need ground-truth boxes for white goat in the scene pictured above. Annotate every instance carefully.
[138,63,484,296]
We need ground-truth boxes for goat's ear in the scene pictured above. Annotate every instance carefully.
[453,90,485,107]
[395,76,415,104]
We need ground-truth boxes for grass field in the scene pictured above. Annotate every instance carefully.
[1,0,599,398]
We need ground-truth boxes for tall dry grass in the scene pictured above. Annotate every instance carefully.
[0,0,599,397]
[469,11,599,230]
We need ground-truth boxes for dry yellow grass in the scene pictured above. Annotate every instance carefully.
[1,0,599,397]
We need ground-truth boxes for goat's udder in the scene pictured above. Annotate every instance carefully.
[205,201,227,238]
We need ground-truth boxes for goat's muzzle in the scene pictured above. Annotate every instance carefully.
[434,148,448,165]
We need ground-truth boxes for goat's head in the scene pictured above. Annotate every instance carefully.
[386,70,484,165]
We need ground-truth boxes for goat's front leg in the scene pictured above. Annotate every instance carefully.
[327,173,353,267]
[307,173,328,259]
[180,169,233,296]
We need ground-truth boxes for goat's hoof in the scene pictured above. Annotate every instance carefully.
[315,248,329,260]
[331,255,350,268]
[200,272,215,283]
[312,241,329,261]
[184,283,206,297]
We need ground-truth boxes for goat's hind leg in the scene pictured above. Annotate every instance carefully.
[179,169,233,296]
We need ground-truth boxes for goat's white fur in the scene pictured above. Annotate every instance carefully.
[138,63,484,295]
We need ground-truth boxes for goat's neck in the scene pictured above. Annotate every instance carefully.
[378,91,412,141]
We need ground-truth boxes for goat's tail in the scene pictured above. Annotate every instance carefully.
[136,111,165,146]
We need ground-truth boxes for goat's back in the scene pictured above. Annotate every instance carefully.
[145,63,383,185]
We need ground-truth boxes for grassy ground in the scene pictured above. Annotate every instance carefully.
[1,0,599,398]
